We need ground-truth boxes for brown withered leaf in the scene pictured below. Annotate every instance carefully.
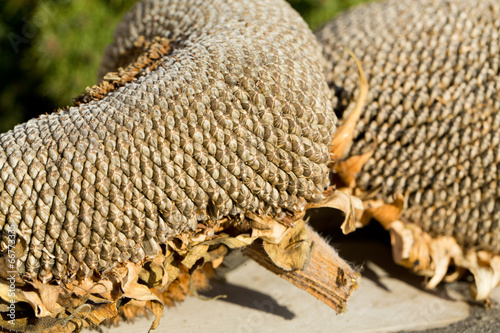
[261,220,312,271]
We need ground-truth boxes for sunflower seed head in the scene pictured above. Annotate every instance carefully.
[317,0,500,253]
[0,0,336,283]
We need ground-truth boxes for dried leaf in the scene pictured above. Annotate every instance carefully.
[361,193,405,228]
[30,281,63,314]
[139,261,167,288]
[121,281,163,332]
[262,220,312,271]
[330,48,368,161]
[83,303,118,326]
[388,219,500,300]
[182,244,210,269]
[307,187,364,234]
[334,150,373,188]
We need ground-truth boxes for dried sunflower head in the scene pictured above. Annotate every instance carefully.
[0,0,360,331]
[317,0,500,300]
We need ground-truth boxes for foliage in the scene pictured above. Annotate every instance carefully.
[0,0,371,132]
[287,0,371,30]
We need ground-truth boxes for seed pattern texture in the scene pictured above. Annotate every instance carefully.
[0,0,335,284]
[0,0,354,331]
[318,0,500,253]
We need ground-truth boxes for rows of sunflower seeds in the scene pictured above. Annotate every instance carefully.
[0,0,336,283]
[317,0,500,252]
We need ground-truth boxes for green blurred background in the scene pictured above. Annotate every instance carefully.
[0,0,371,132]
